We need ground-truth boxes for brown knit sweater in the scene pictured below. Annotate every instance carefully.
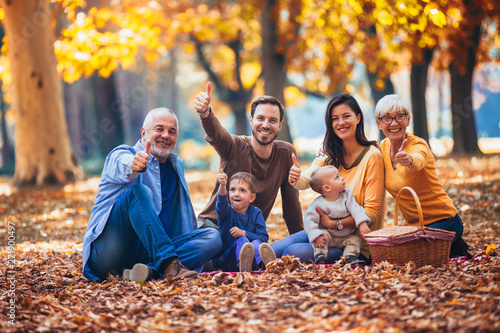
[197,110,304,235]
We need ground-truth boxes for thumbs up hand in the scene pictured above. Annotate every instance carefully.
[289,153,301,184]
[217,168,227,185]
[395,139,413,168]
[217,169,228,196]
[132,140,151,172]
[194,82,212,116]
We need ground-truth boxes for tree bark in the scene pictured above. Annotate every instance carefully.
[449,0,482,155]
[410,48,434,144]
[261,0,293,143]
[1,0,83,186]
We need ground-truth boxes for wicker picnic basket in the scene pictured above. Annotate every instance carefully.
[365,186,455,268]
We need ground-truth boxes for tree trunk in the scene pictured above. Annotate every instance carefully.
[158,50,180,134]
[193,38,253,135]
[449,62,481,154]
[363,25,394,142]
[92,72,125,156]
[449,0,482,155]
[367,73,394,142]
[1,88,14,171]
[1,0,83,186]
[227,92,251,135]
[261,0,293,143]
[410,48,434,143]
[0,27,13,171]
[63,80,84,160]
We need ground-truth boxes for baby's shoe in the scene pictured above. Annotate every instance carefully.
[344,255,366,265]
[314,254,327,265]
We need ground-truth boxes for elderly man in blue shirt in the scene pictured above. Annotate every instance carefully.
[82,108,222,282]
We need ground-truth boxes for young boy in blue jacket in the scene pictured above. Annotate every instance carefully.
[215,170,276,272]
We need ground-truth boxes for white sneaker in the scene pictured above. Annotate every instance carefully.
[259,243,277,267]
[239,243,255,272]
[122,263,152,282]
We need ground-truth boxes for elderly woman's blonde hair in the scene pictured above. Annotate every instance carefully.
[375,94,410,120]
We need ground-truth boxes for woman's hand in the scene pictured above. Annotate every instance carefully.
[395,139,413,168]
[289,153,301,184]
[316,207,337,229]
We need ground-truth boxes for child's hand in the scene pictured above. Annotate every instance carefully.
[313,235,326,248]
[230,227,246,238]
[217,169,227,185]
[217,169,227,196]
[359,222,371,238]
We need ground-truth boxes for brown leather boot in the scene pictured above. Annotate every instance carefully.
[163,259,198,279]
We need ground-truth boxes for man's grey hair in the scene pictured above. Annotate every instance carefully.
[142,108,178,130]
[374,94,410,119]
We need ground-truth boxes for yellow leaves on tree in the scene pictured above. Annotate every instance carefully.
[284,86,306,107]
[56,3,178,83]
[241,62,262,90]
[1,0,496,97]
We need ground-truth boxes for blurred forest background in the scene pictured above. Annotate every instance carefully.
[0,0,499,187]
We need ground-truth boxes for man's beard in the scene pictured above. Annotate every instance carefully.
[251,128,278,146]
[151,142,174,158]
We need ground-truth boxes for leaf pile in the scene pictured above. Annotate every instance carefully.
[1,155,500,332]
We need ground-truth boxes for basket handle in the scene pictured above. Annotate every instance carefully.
[394,186,424,231]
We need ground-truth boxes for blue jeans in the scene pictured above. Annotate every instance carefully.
[270,230,343,264]
[218,236,263,272]
[87,184,222,280]
[426,214,463,243]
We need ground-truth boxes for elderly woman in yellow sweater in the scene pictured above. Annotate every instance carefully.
[270,93,386,264]
[375,94,471,258]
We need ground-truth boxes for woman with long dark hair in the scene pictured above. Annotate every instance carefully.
[271,94,386,264]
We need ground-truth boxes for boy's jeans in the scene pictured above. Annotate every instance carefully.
[218,236,263,271]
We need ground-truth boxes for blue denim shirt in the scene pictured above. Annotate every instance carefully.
[82,140,197,280]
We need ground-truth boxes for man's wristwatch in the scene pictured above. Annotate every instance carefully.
[197,107,211,117]
[336,219,344,230]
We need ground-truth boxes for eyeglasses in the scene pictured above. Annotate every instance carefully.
[379,113,407,125]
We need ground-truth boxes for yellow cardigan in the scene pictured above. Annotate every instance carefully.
[380,133,457,225]
[295,145,386,258]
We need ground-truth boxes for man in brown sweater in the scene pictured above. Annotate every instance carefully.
[194,82,303,236]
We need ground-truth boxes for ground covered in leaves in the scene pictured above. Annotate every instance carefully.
[1,155,500,332]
